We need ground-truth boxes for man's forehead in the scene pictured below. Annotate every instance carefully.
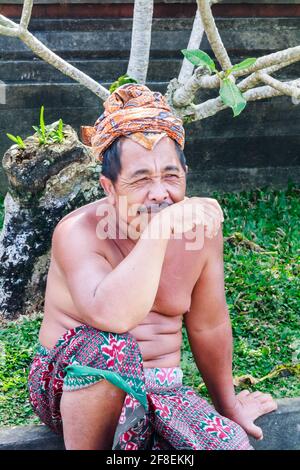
[119,136,180,173]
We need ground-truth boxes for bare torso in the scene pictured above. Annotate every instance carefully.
[39,198,206,368]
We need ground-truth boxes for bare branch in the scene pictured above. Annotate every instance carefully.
[0,25,18,37]
[173,45,300,105]
[178,9,205,85]
[0,14,18,28]
[19,30,110,100]
[127,0,154,84]
[20,0,33,31]
[0,15,19,36]
[172,66,213,107]
[244,79,300,101]
[257,72,300,100]
[238,58,300,92]
[196,0,231,71]
[190,78,300,121]
[0,3,110,100]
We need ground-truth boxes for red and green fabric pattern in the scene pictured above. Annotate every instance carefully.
[28,325,253,450]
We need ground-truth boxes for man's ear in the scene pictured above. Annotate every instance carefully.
[99,175,116,205]
[185,164,189,174]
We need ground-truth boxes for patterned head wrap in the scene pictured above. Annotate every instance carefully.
[80,83,185,162]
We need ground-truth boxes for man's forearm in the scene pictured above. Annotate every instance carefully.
[92,218,169,332]
[186,318,236,414]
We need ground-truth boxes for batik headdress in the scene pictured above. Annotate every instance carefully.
[81,83,185,162]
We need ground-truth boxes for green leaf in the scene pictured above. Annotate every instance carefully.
[181,49,216,73]
[39,105,45,136]
[6,133,19,144]
[32,125,42,135]
[58,118,63,135]
[229,57,257,73]
[109,74,138,94]
[219,78,247,117]
[6,133,25,149]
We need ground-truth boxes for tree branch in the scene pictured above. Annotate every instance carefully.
[0,3,110,100]
[196,0,232,71]
[20,0,33,31]
[257,72,300,100]
[178,9,205,85]
[126,0,154,84]
[0,15,19,36]
[172,45,300,108]
[19,29,109,100]
[190,78,300,121]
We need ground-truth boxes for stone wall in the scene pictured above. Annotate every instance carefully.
[0,6,299,196]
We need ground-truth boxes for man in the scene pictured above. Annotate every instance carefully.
[28,84,277,450]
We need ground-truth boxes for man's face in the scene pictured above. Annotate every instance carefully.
[100,136,187,238]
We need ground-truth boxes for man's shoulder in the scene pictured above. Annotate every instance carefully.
[56,197,108,228]
[52,197,110,253]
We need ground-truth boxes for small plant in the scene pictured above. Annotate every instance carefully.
[181,49,257,117]
[49,118,64,143]
[6,133,26,150]
[109,73,138,94]
[32,105,65,145]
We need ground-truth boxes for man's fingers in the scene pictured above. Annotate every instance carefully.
[247,423,264,441]
[260,400,278,414]
[237,389,251,398]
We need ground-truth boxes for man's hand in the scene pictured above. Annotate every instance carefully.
[194,197,224,238]
[152,196,224,239]
[220,390,278,440]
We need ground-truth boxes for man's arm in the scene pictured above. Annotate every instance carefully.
[184,224,278,440]
[52,215,169,333]
[184,225,236,413]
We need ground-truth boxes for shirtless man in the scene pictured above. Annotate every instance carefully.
[35,135,277,450]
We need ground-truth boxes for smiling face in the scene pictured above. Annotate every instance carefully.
[99,135,188,239]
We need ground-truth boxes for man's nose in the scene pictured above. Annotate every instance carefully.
[148,181,169,203]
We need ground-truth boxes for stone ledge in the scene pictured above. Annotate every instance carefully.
[0,397,299,450]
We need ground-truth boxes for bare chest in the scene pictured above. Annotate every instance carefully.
[107,238,205,316]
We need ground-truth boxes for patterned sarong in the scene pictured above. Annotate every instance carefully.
[28,325,253,450]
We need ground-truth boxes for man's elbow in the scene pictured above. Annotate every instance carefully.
[84,303,130,335]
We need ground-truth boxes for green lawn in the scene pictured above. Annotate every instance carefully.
[0,184,299,426]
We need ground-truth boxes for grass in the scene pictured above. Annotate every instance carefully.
[0,184,299,426]
[181,183,300,402]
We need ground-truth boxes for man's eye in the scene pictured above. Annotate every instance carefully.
[165,174,178,178]
[135,177,150,183]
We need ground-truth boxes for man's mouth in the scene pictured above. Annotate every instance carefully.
[137,201,171,214]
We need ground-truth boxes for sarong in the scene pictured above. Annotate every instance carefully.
[28,325,254,450]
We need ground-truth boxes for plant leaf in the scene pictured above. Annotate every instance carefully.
[230,58,257,73]
[6,133,19,144]
[58,118,63,134]
[181,49,216,73]
[32,125,42,136]
[40,105,45,136]
[219,78,247,117]
[109,74,138,94]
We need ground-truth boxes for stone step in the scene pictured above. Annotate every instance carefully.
[0,18,299,60]
[0,59,183,83]
[0,58,299,84]
[0,397,299,450]
[2,82,299,137]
